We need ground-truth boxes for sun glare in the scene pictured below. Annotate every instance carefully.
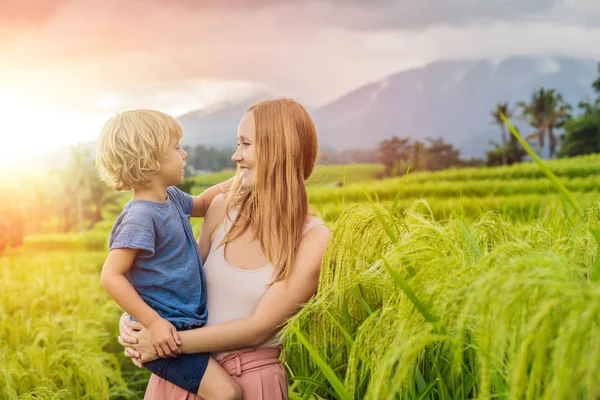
[0,90,110,174]
[97,96,120,109]
[0,91,45,168]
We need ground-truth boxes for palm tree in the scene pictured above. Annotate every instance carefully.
[491,102,513,165]
[517,88,571,158]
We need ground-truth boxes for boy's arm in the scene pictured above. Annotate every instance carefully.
[101,249,181,356]
[190,176,235,218]
[101,248,162,328]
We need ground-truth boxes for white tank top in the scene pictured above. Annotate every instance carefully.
[204,210,325,359]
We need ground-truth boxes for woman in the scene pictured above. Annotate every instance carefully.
[118,98,331,399]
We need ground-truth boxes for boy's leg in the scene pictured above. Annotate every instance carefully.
[196,357,242,400]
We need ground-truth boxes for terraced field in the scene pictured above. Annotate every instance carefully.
[3,156,600,399]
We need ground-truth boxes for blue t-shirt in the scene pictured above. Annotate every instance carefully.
[109,186,207,330]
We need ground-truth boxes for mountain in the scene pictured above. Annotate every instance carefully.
[313,56,598,158]
[175,56,598,158]
[177,92,276,149]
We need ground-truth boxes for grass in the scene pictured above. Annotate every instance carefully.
[284,203,600,399]
[0,251,149,399]
[281,121,600,399]
[2,155,600,398]
[188,163,383,195]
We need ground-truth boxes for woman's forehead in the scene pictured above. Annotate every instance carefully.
[238,112,255,138]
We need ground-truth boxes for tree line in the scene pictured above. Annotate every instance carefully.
[183,145,235,173]
[376,137,483,177]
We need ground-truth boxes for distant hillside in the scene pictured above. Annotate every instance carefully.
[175,56,597,159]
[177,92,276,148]
[312,56,598,158]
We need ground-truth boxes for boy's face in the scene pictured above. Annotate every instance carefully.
[231,112,256,189]
[158,137,187,187]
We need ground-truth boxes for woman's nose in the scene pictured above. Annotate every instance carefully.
[231,151,242,162]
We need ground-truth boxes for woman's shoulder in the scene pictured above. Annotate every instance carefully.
[204,194,229,229]
[208,193,228,212]
[302,215,330,242]
[303,215,326,231]
[294,217,330,275]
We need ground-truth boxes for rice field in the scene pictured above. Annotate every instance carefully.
[188,163,384,193]
[2,158,600,399]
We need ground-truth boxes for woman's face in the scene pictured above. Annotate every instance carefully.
[231,112,256,189]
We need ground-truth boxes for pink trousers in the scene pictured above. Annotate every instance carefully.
[144,347,288,400]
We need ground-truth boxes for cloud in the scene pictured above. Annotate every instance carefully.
[0,0,598,155]
[4,0,599,36]
[303,0,562,30]
[0,0,599,112]
[0,0,70,27]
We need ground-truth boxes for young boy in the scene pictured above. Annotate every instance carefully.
[96,110,241,399]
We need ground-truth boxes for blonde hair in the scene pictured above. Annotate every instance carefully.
[96,110,183,191]
[222,99,319,282]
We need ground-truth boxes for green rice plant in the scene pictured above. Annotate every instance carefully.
[284,204,403,398]
[312,192,600,225]
[393,153,600,184]
[0,251,146,399]
[308,176,600,206]
[189,164,383,196]
[501,115,580,216]
[500,113,600,283]
[307,164,383,187]
[5,147,600,398]
[21,232,109,252]
[285,202,600,399]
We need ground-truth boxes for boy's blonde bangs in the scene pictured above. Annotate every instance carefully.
[96,110,183,191]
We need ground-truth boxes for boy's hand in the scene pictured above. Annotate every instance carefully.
[147,317,182,358]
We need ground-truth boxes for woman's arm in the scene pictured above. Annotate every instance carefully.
[125,224,330,362]
[183,224,330,352]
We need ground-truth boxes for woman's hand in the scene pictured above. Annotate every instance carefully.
[119,312,140,343]
[117,313,147,368]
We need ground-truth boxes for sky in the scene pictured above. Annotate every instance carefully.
[1,0,600,167]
